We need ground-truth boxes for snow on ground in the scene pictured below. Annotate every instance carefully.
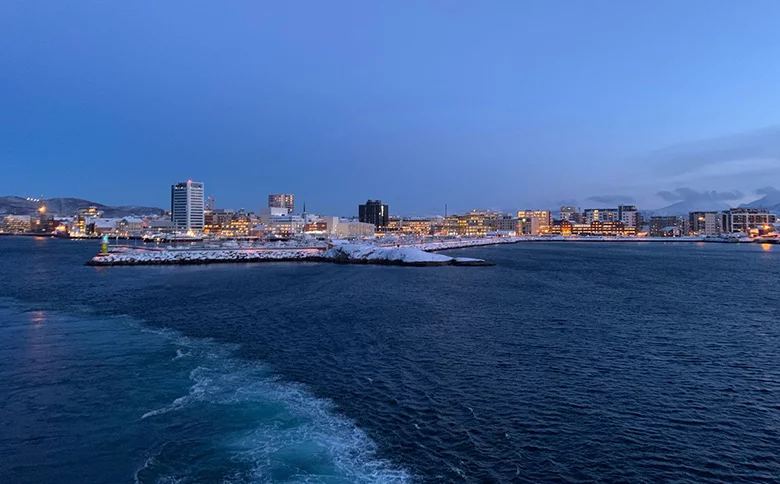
[322,244,454,264]
[89,247,322,265]
[89,243,489,266]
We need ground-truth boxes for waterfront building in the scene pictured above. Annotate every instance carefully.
[386,217,434,236]
[551,220,635,236]
[437,212,491,236]
[485,213,517,234]
[457,212,488,236]
[688,211,720,236]
[517,210,551,235]
[649,216,685,237]
[171,181,205,232]
[1,215,32,233]
[266,214,306,237]
[721,208,777,234]
[147,219,174,233]
[204,209,215,233]
[268,193,295,214]
[618,205,638,229]
[73,207,103,235]
[117,217,144,236]
[88,218,118,235]
[551,219,571,236]
[224,210,254,237]
[52,218,70,235]
[584,208,619,224]
[385,216,403,233]
[358,200,389,229]
[441,216,460,235]
[204,208,255,237]
[304,221,329,234]
[517,216,540,235]
[586,221,635,236]
[559,206,580,222]
[403,218,434,236]
[322,216,340,235]
[427,216,445,236]
[333,220,376,237]
[40,217,67,235]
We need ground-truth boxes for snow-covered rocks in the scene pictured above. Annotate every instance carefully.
[87,243,494,267]
[322,244,457,266]
[87,247,322,266]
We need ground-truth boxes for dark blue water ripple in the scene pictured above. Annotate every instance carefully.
[1,237,779,483]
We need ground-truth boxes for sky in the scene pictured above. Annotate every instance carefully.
[2,1,780,216]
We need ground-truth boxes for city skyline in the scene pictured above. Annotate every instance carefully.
[3,177,778,239]
[2,183,780,219]
[3,2,780,214]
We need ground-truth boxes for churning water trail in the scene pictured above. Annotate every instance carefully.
[133,326,411,484]
[0,299,410,484]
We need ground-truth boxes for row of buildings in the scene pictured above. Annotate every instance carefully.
[552,206,775,237]
[2,182,777,239]
[365,205,777,238]
[173,184,376,238]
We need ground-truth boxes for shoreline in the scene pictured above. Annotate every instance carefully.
[85,244,495,268]
[3,231,773,246]
[8,234,772,268]
[85,256,493,267]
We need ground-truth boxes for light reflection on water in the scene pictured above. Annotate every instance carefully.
[28,310,46,325]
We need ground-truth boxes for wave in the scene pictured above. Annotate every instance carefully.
[135,326,411,483]
[1,297,409,483]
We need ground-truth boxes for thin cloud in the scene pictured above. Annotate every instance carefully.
[656,188,743,203]
[650,126,780,177]
[586,195,634,205]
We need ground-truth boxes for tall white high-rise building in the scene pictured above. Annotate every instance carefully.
[171,180,205,232]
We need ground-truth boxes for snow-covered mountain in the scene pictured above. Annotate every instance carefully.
[740,190,780,211]
[652,200,732,216]
[0,196,166,217]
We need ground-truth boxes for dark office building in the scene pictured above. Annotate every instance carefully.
[649,215,685,237]
[359,200,389,228]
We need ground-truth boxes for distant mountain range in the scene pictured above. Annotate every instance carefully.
[740,191,780,211]
[651,200,733,216]
[0,196,166,218]
[652,194,780,216]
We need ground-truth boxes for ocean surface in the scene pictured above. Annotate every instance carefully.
[1,237,779,483]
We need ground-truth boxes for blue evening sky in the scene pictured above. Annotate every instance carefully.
[2,1,780,215]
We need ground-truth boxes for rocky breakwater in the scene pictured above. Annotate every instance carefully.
[321,244,494,266]
[87,246,322,266]
[87,244,494,267]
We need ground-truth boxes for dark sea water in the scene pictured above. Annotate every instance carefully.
[1,237,779,483]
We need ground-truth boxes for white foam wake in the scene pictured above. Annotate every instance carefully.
[136,328,411,483]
